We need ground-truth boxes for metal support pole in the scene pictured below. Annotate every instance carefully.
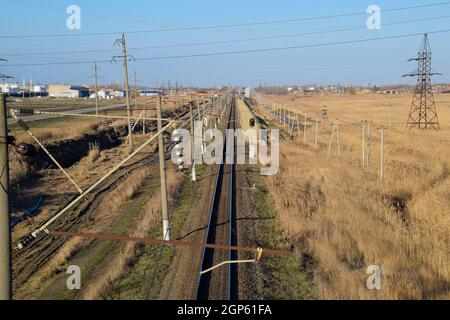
[0,95,11,300]
[156,95,170,241]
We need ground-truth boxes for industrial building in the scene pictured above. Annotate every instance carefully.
[48,84,90,98]
[0,83,20,95]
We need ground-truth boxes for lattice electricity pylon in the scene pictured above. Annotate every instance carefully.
[403,33,441,130]
[0,57,14,82]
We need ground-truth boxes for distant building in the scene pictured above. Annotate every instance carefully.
[109,90,125,98]
[0,83,20,95]
[376,90,400,95]
[48,84,90,98]
[33,85,47,93]
[139,90,163,96]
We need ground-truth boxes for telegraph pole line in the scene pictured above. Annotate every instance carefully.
[113,33,134,151]
[0,94,11,300]
[156,95,170,240]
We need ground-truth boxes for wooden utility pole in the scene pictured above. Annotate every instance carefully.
[29,78,32,98]
[314,117,319,149]
[327,121,341,159]
[303,113,307,144]
[367,122,372,168]
[156,95,170,240]
[380,125,385,182]
[361,121,366,168]
[133,70,139,110]
[93,62,99,115]
[0,95,11,300]
[113,33,134,151]
[389,102,393,130]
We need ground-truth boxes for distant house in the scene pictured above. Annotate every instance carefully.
[376,90,400,95]
[48,84,90,98]
[109,90,125,98]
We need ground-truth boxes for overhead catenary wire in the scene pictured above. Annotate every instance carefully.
[3,29,450,68]
[2,2,450,39]
[3,14,450,57]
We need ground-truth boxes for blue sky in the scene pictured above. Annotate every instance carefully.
[1,0,450,87]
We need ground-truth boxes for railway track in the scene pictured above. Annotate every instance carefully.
[196,94,238,300]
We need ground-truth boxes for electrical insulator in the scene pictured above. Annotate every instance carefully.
[172,129,185,172]
[15,143,36,156]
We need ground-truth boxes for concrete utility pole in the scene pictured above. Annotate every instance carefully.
[0,95,11,300]
[114,33,134,151]
[190,96,196,181]
[156,95,170,240]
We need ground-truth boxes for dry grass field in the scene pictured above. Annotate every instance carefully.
[256,93,450,299]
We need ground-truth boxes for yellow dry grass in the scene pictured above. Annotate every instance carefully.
[20,166,153,295]
[81,165,183,300]
[258,93,450,300]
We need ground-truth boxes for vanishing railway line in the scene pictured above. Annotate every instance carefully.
[196,94,238,300]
